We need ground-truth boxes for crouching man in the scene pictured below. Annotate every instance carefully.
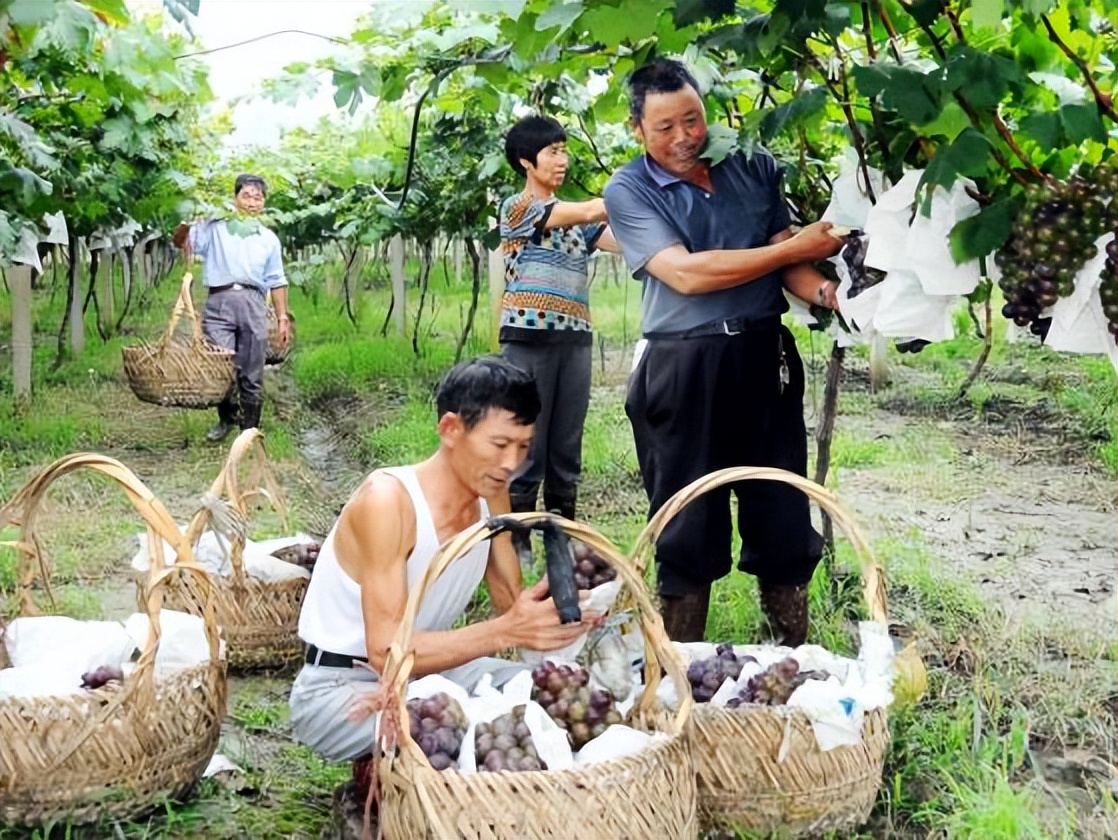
[289,356,594,762]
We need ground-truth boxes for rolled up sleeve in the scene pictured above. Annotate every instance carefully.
[603,178,682,277]
[264,234,287,289]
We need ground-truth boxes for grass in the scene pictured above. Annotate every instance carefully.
[1,256,1115,838]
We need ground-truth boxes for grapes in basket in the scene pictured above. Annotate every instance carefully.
[407,691,467,771]
[687,643,756,703]
[725,656,830,708]
[571,540,616,590]
[531,662,622,749]
[476,705,544,772]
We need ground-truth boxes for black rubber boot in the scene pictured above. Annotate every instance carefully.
[759,581,809,647]
[240,401,263,432]
[206,397,239,442]
[543,488,577,522]
[509,490,538,567]
[658,586,711,643]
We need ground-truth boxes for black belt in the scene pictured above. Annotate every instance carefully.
[305,644,368,669]
[209,283,264,295]
[644,314,781,340]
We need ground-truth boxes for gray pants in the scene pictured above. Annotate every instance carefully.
[288,658,525,762]
[201,288,267,405]
[500,341,591,513]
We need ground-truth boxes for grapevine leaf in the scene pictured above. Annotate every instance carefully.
[673,0,735,27]
[759,87,827,142]
[942,47,1023,109]
[534,0,583,34]
[700,123,739,166]
[1020,111,1062,148]
[902,0,947,27]
[1060,102,1107,145]
[852,63,944,125]
[948,196,1017,262]
[969,0,1004,31]
[919,127,992,199]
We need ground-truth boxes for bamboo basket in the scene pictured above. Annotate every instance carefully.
[265,303,295,365]
[122,272,235,408]
[375,512,698,839]
[628,466,891,837]
[0,454,226,828]
[135,429,306,670]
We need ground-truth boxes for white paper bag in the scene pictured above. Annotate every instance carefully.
[4,616,137,674]
[521,580,622,666]
[575,725,663,766]
[124,609,213,669]
[904,181,982,296]
[0,665,84,699]
[870,270,957,341]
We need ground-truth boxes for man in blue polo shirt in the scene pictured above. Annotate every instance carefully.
[174,174,290,441]
[603,59,842,645]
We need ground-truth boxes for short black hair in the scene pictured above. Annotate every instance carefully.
[504,116,567,178]
[436,356,540,429]
[627,58,702,123]
[234,174,267,197]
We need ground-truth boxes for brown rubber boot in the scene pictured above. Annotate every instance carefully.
[658,587,711,643]
[759,581,809,647]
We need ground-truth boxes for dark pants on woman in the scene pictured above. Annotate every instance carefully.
[626,322,823,597]
[501,340,592,519]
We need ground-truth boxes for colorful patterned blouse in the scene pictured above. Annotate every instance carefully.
[498,192,605,345]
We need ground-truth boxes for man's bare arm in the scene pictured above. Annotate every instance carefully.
[482,489,521,615]
[771,229,839,309]
[644,222,843,296]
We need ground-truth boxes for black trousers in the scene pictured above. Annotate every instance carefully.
[626,324,823,597]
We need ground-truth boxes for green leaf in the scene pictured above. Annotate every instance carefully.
[919,127,992,199]
[82,0,130,25]
[852,63,944,125]
[902,0,946,27]
[918,101,970,141]
[969,0,1004,30]
[1060,102,1107,144]
[1019,0,1057,19]
[948,197,1017,262]
[1020,111,1062,148]
[700,123,739,166]
[534,0,583,34]
[673,0,734,27]
[447,0,527,17]
[942,47,1023,109]
[759,87,827,142]
[8,0,62,25]
[0,163,54,204]
[582,1,662,47]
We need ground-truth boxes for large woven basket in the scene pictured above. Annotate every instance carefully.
[0,454,226,828]
[375,512,698,839]
[629,466,892,837]
[122,272,235,408]
[134,429,306,671]
[265,303,295,365]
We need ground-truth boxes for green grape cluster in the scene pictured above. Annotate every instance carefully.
[531,662,623,749]
[997,164,1118,337]
[407,692,468,771]
[686,643,757,703]
[725,657,830,708]
[475,705,544,772]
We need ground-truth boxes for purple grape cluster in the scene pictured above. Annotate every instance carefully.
[407,692,468,771]
[725,657,829,708]
[531,662,622,749]
[1100,232,1118,343]
[686,643,757,703]
[572,541,616,590]
[475,705,544,772]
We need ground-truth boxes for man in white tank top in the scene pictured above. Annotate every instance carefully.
[289,357,596,763]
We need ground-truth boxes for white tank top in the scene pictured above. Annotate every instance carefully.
[297,466,491,659]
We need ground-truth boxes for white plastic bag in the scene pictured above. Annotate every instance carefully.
[0,665,84,699]
[863,170,924,273]
[521,580,622,666]
[242,551,310,583]
[903,181,982,296]
[870,270,957,341]
[821,159,887,230]
[785,677,864,751]
[3,616,137,674]
[123,609,213,670]
[575,725,662,766]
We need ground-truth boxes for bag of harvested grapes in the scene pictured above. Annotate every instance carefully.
[402,676,471,772]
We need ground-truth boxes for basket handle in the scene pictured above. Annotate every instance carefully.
[157,272,204,350]
[379,513,693,765]
[628,466,887,626]
[183,429,289,582]
[0,452,222,665]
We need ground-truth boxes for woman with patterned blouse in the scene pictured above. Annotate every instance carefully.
[498,115,618,561]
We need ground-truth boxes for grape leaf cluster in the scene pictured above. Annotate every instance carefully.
[996,166,1117,336]
[1101,232,1118,343]
[725,657,829,708]
[531,662,622,749]
[571,541,616,590]
[407,692,468,771]
[475,705,544,772]
[686,643,757,703]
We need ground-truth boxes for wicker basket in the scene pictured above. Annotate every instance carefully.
[375,513,698,839]
[265,303,295,365]
[0,454,226,828]
[122,272,235,408]
[628,466,892,837]
[135,429,307,670]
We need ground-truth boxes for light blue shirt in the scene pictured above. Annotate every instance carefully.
[189,218,286,292]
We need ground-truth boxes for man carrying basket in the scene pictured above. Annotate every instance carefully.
[173,174,291,442]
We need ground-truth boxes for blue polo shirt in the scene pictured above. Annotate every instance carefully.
[603,149,792,334]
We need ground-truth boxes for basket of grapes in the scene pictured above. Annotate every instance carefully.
[629,466,899,837]
[373,513,697,839]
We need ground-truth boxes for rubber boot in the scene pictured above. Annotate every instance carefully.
[240,400,263,432]
[509,490,538,568]
[759,581,809,647]
[658,586,711,643]
[543,488,577,522]
[206,396,238,442]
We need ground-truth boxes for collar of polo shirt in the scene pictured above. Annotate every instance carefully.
[642,153,692,188]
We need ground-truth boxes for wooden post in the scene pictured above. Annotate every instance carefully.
[869,331,890,392]
[69,238,85,355]
[454,237,463,286]
[488,219,503,352]
[11,264,33,400]
[390,234,406,336]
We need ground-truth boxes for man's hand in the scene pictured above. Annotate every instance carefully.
[501,578,596,651]
[816,280,839,311]
[275,314,292,348]
[789,222,844,262]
